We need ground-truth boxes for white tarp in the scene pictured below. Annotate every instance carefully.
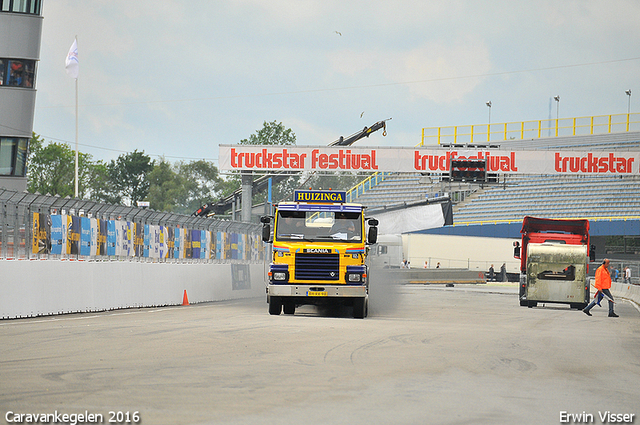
[374,203,446,235]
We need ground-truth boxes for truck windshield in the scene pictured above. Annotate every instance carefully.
[276,210,362,243]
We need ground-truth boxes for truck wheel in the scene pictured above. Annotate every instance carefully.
[519,299,527,307]
[269,297,282,315]
[527,301,538,308]
[353,297,367,319]
[283,302,295,315]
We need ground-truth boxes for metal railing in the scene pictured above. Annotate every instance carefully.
[345,172,389,203]
[421,113,640,145]
[0,188,263,262]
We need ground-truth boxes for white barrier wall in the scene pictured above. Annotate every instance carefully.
[0,261,267,319]
[611,281,640,307]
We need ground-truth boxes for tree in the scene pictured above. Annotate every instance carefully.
[304,171,365,193]
[176,160,224,214]
[108,150,154,206]
[229,121,299,205]
[147,158,189,212]
[27,133,93,198]
[89,160,121,204]
[239,120,296,146]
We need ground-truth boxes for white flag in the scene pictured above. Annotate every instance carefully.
[65,38,79,79]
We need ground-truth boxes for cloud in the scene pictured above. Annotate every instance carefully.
[328,38,491,103]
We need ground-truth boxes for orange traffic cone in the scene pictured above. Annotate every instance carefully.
[182,290,190,306]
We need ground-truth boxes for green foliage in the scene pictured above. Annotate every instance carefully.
[108,150,154,206]
[229,121,300,204]
[27,133,93,198]
[26,134,227,214]
[88,160,120,204]
[147,159,187,212]
[303,172,366,193]
[175,160,225,214]
[239,120,296,146]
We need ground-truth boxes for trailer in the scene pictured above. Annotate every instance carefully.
[514,216,595,309]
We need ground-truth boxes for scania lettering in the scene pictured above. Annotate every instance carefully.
[514,216,595,309]
[261,190,378,318]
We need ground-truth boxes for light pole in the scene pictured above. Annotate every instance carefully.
[625,90,632,131]
[626,89,632,114]
[553,96,560,136]
[486,101,492,142]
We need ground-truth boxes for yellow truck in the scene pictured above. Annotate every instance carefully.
[261,190,378,318]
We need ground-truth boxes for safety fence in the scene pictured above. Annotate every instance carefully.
[421,113,640,145]
[0,188,264,262]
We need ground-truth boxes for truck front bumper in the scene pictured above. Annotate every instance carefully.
[267,284,367,298]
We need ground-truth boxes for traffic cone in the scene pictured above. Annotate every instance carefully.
[182,290,189,306]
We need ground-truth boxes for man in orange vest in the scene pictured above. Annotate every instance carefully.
[583,258,618,317]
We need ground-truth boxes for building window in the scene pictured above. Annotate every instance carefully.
[0,137,28,176]
[0,58,36,88]
[0,0,41,14]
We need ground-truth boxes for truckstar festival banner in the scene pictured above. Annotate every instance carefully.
[219,145,640,175]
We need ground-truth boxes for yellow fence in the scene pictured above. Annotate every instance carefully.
[421,113,640,146]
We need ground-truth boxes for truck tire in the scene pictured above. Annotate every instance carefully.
[519,299,528,307]
[269,297,282,315]
[283,302,295,315]
[353,297,367,319]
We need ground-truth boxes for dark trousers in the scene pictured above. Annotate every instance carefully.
[584,288,615,314]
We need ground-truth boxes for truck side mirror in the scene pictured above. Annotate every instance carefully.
[513,241,521,259]
[589,244,596,262]
[262,224,271,243]
[261,217,272,243]
[367,226,378,245]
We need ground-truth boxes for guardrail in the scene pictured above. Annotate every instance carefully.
[0,188,263,262]
[421,113,640,145]
[345,172,389,203]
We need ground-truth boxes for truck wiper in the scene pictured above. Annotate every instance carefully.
[279,234,315,242]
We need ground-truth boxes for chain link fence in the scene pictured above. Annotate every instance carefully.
[0,188,263,262]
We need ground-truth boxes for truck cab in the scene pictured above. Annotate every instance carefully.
[261,190,378,318]
[515,216,595,309]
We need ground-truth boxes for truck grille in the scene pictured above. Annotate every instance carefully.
[295,253,340,281]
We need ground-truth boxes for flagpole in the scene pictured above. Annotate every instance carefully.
[74,74,78,198]
[74,36,78,198]
[65,36,79,197]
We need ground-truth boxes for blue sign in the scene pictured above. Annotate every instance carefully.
[50,215,63,255]
[80,217,91,256]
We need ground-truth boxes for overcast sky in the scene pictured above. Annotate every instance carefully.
[33,0,640,165]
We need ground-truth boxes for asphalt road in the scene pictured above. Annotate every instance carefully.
[1,281,639,425]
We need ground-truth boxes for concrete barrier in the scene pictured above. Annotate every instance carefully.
[611,281,640,307]
[389,268,487,284]
[0,260,267,319]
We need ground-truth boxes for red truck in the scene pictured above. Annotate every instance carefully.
[514,216,595,309]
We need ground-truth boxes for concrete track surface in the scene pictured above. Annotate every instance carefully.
[1,279,639,425]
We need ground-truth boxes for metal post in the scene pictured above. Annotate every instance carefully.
[241,171,253,223]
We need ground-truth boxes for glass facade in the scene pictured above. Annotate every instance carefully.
[0,0,41,14]
[0,58,36,87]
[0,137,28,176]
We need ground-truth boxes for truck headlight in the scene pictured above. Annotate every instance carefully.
[351,253,359,259]
[348,273,361,282]
[273,272,287,281]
